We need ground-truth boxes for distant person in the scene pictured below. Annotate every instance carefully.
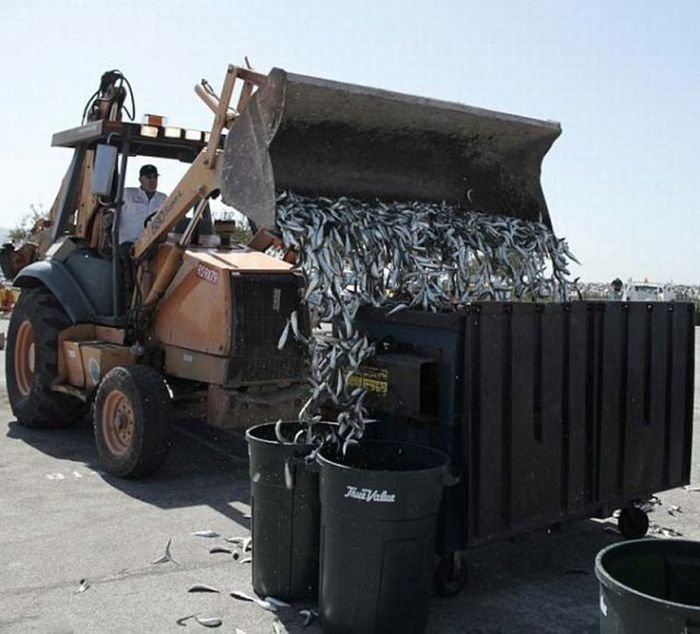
[608,277,624,300]
[118,164,167,244]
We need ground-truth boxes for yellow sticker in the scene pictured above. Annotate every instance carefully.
[348,367,388,397]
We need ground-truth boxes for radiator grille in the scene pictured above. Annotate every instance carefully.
[228,273,308,386]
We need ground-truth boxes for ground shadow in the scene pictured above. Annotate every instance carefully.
[426,520,624,633]
[269,520,625,634]
[5,415,252,527]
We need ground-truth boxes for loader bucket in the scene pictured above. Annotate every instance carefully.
[221,68,561,231]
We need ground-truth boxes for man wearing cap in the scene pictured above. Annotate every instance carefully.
[118,164,167,244]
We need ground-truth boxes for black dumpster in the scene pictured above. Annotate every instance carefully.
[595,539,700,633]
[317,440,448,634]
[355,301,695,553]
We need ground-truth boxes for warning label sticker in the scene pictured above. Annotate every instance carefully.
[348,367,388,397]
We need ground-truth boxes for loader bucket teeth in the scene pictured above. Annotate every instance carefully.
[222,67,561,232]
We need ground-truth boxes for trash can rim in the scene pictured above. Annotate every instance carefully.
[317,439,448,474]
[245,420,331,447]
[594,538,700,612]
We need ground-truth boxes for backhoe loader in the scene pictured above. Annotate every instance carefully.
[5,64,561,477]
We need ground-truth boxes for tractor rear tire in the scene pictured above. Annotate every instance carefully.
[93,365,173,478]
[6,286,87,428]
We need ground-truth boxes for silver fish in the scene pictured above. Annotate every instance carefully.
[284,459,294,490]
[224,536,247,544]
[274,419,287,444]
[176,615,195,626]
[275,190,578,446]
[152,536,179,565]
[230,591,276,611]
[264,596,291,608]
[277,320,290,351]
[191,530,221,538]
[75,579,89,594]
[188,583,221,593]
[299,609,319,627]
[290,310,299,338]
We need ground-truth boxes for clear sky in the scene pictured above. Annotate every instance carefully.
[1,1,697,283]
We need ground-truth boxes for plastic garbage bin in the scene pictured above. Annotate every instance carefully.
[317,440,448,634]
[595,538,700,633]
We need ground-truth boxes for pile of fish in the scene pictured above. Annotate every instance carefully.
[275,190,579,445]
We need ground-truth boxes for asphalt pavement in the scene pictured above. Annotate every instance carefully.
[0,314,698,634]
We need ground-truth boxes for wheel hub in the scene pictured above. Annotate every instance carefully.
[102,390,135,456]
[14,320,36,396]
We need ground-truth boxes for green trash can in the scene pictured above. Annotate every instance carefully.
[246,421,324,600]
[595,539,700,633]
[317,440,448,634]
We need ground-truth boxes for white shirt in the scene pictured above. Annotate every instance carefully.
[119,187,167,244]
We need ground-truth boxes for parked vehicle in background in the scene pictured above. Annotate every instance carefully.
[623,281,674,302]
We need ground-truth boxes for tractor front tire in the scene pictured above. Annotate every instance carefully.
[93,365,173,478]
[6,286,87,428]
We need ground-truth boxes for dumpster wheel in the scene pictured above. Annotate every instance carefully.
[433,551,467,597]
[618,507,649,539]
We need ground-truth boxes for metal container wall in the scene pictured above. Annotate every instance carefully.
[461,301,694,547]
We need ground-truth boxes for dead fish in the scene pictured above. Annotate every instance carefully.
[662,528,684,537]
[230,590,255,603]
[290,310,299,338]
[264,596,291,609]
[176,614,195,626]
[188,583,221,593]
[299,609,319,627]
[277,191,579,470]
[243,537,253,552]
[210,547,233,554]
[272,617,284,634]
[239,557,252,564]
[195,616,223,628]
[284,459,294,490]
[152,536,180,565]
[75,579,89,594]
[230,591,277,611]
[277,320,290,351]
[274,419,287,444]
[191,530,221,538]
[386,302,408,316]
[176,614,223,628]
[224,536,246,544]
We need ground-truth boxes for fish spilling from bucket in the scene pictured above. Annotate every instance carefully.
[275,190,579,444]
